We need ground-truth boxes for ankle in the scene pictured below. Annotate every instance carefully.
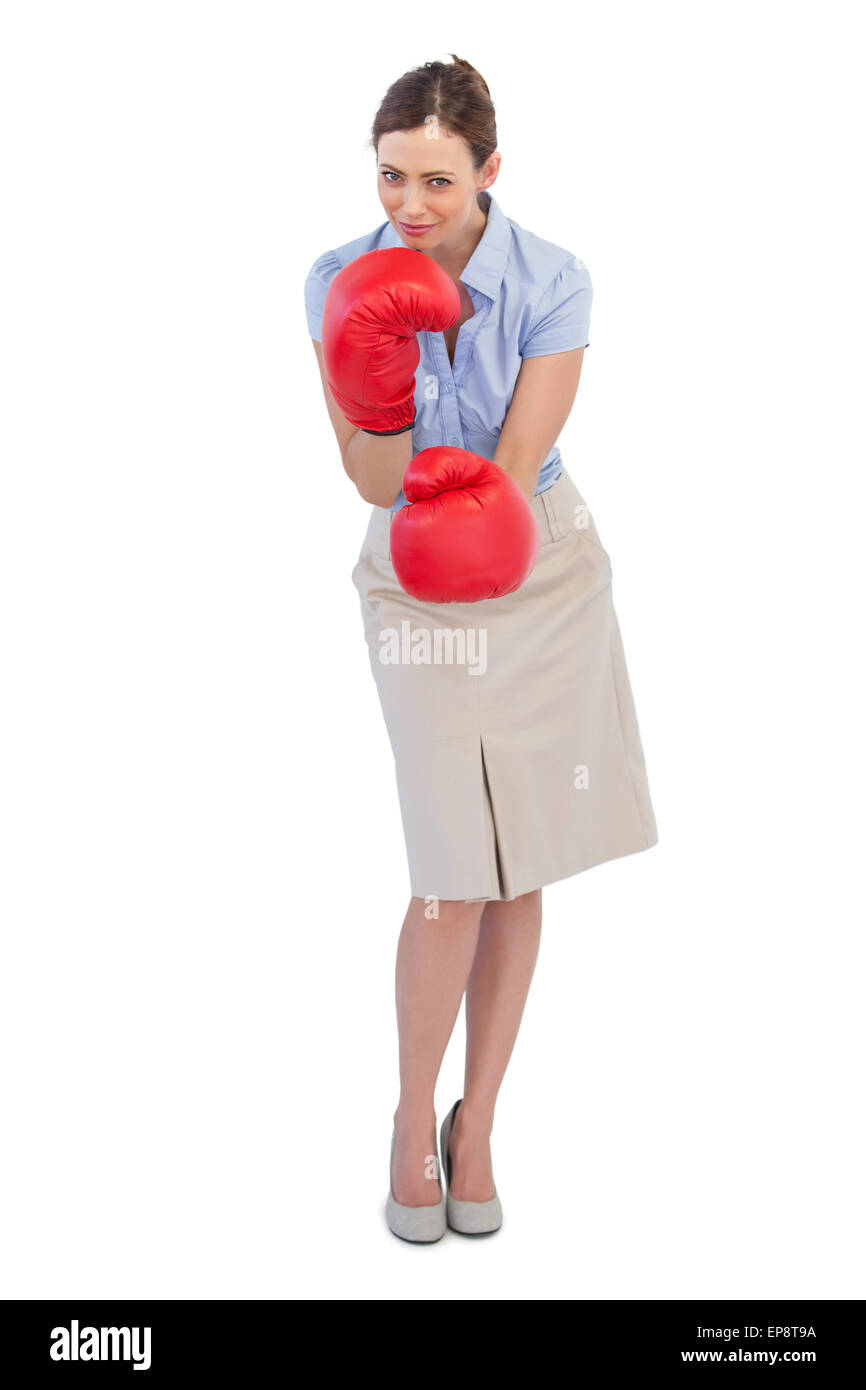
[393,1100,436,1133]
[453,1098,495,1138]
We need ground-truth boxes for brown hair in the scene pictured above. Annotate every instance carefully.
[370,55,497,184]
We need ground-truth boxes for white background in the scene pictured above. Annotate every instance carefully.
[1,0,864,1300]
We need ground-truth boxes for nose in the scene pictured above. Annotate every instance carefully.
[400,184,429,220]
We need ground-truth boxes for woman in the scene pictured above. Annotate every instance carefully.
[304,55,658,1242]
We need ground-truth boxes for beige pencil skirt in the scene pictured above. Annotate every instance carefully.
[350,468,658,902]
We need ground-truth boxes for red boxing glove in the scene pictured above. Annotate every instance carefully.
[390,447,541,603]
[321,248,460,436]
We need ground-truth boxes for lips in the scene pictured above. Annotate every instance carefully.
[399,222,435,235]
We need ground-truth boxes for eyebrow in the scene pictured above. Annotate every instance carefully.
[378,163,456,177]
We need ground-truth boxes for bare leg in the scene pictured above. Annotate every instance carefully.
[447,889,543,1200]
[391,895,486,1205]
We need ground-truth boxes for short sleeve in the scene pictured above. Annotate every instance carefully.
[303,250,342,341]
[520,257,593,358]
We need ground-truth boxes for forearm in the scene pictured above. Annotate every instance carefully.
[344,428,412,508]
[492,347,586,503]
[493,451,540,502]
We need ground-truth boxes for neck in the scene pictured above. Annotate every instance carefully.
[425,196,489,279]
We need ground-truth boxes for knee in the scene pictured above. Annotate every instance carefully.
[410,895,485,924]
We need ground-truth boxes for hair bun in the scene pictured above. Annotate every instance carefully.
[448,53,491,97]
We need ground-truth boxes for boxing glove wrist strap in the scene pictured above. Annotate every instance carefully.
[362,419,415,437]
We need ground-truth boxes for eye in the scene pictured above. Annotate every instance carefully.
[430,178,451,188]
[381,171,401,182]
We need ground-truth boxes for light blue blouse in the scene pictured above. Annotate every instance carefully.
[304,192,592,512]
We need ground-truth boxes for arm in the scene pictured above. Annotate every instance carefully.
[313,247,458,509]
[310,338,410,507]
[493,347,586,499]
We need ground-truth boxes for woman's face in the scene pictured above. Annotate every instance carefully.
[377,127,496,248]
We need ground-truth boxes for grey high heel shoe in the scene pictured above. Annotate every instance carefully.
[385,1126,446,1243]
[440,1099,503,1235]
